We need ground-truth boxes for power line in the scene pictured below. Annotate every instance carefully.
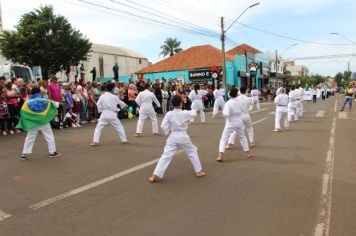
[237,22,353,46]
[286,54,356,61]
[75,0,221,39]
[107,0,220,37]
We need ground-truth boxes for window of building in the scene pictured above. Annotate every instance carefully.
[139,59,142,64]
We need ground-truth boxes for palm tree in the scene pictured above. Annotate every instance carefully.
[160,38,183,57]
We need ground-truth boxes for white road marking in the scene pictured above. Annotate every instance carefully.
[334,100,338,112]
[314,117,336,236]
[30,150,184,210]
[250,108,268,114]
[268,112,275,115]
[316,111,326,117]
[0,209,12,221]
[338,112,350,119]
[252,117,269,125]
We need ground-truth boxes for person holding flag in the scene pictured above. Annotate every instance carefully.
[17,87,61,160]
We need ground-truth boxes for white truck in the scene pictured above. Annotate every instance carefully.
[0,64,34,83]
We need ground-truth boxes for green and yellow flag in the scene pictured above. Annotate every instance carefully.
[16,99,57,131]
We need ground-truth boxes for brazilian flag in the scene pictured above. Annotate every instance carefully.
[16,97,57,131]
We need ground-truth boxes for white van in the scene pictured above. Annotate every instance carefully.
[0,64,34,83]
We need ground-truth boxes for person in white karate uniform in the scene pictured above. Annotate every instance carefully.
[212,84,225,118]
[250,87,260,110]
[273,88,289,132]
[188,83,208,123]
[297,85,304,117]
[225,86,255,150]
[91,83,129,146]
[288,85,299,122]
[216,87,253,162]
[135,83,161,137]
[148,95,205,183]
[20,87,61,160]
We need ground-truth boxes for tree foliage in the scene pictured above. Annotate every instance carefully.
[0,5,91,79]
[160,37,183,57]
[286,74,327,87]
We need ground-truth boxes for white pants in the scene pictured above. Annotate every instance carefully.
[153,133,203,178]
[288,105,298,122]
[275,108,289,129]
[228,115,254,145]
[219,121,249,153]
[213,98,225,117]
[93,116,127,143]
[297,100,303,116]
[250,96,260,110]
[162,99,168,114]
[22,124,56,154]
[191,101,205,122]
[136,111,159,134]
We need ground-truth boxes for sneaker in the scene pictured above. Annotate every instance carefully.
[71,124,77,128]
[2,131,7,136]
[9,130,15,135]
[20,154,28,161]
[49,152,62,158]
[15,129,21,134]
[76,123,81,127]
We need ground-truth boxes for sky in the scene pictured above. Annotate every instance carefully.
[2,0,356,76]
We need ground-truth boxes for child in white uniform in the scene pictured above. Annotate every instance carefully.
[148,95,206,183]
[188,83,208,123]
[216,87,253,162]
[212,84,225,118]
[273,88,289,131]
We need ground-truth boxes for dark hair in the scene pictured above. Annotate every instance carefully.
[31,87,41,95]
[0,76,5,80]
[106,82,115,92]
[253,86,257,90]
[171,95,182,107]
[229,87,238,98]
[217,84,222,89]
[144,83,151,90]
[291,85,296,90]
[194,83,200,94]
[240,86,247,94]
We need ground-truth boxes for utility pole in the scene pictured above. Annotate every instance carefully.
[275,50,278,87]
[348,61,350,72]
[220,17,226,91]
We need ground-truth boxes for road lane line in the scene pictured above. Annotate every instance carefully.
[250,108,268,114]
[334,100,338,112]
[252,117,269,125]
[30,150,184,210]
[314,117,336,236]
[316,111,326,117]
[0,209,12,221]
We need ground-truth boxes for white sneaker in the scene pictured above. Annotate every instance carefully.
[9,130,15,135]
[76,123,81,127]
[72,124,77,128]
[2,131,7,136]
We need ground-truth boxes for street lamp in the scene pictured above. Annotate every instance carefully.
[221,2,260,93]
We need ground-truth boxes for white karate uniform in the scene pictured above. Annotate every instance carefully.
[153,109,203,178]
[227,94,254,145]
[288,89,299,121]
[188,90,208,122]
[93,92,127,143]
[274,93,289,129]
[213,88,225,117]
[135,89,161,134]
[297,87,304,116]
[219,97,250,153]
[22,123,57,155]
[250,89,260,110]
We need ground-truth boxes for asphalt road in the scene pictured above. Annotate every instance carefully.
[0,95,355,236]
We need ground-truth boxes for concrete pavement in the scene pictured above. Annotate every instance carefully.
[0,96,355,236]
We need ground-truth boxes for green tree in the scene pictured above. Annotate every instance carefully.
[334,72,343,86]
[160,37,183,57]
[0,5,91,79]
